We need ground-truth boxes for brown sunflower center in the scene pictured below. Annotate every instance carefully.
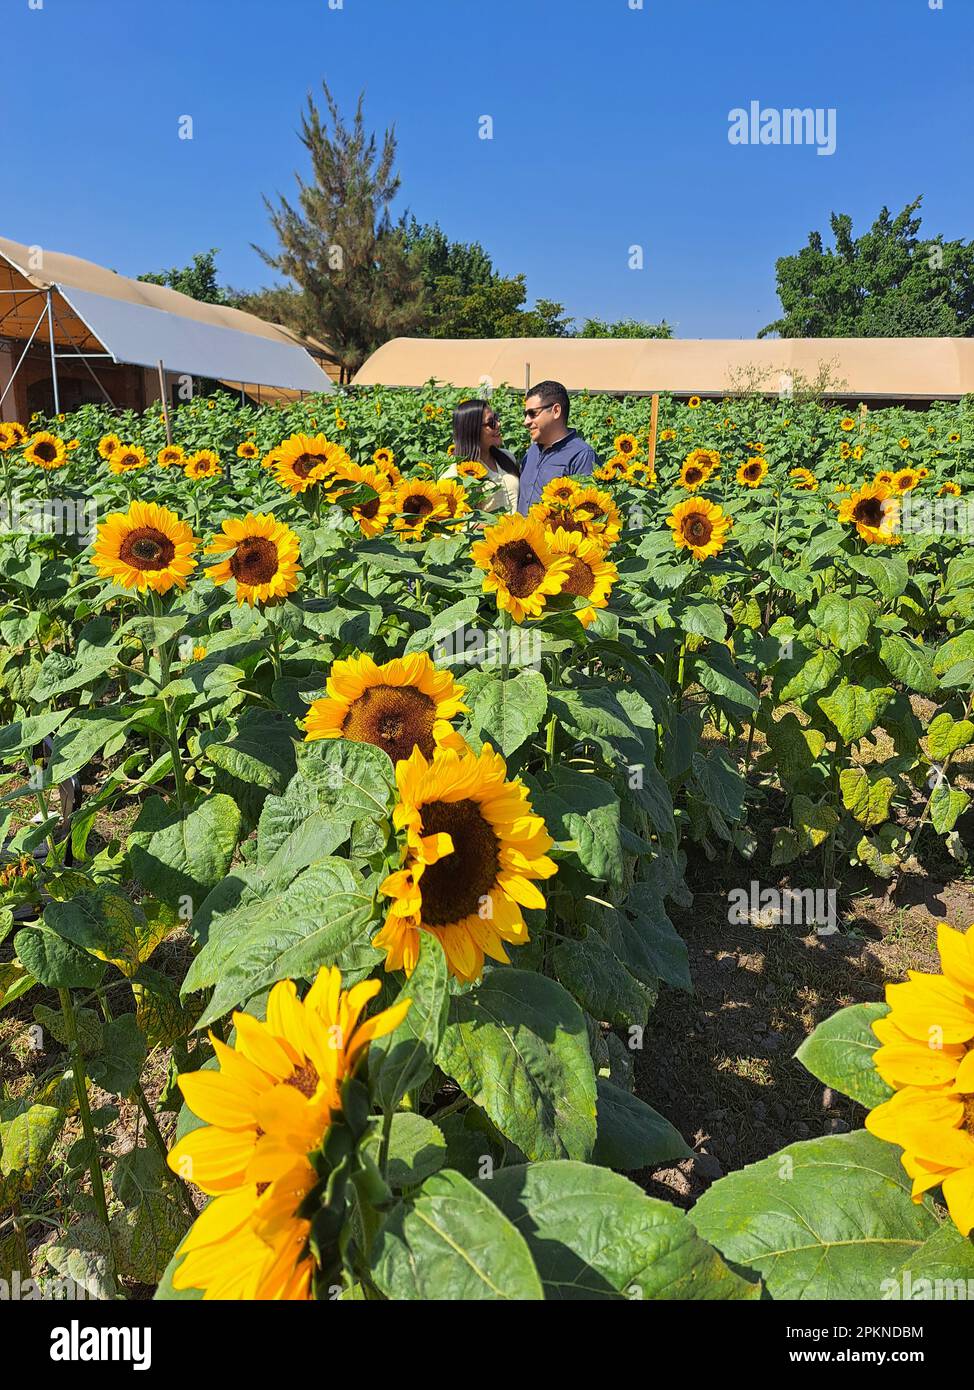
[684,466,703,485]
[403,494,433,517]
[963,1093,974,1139]
[620,440,633,453]
[562,557,595,599]
[744,463,762,480]
[285,1062,319,1099]
[417,798,500,926]
[118,453,140,469]
[343,684,437,762]
[292,453,322,478]
[683,514,712,545]
[853,497,884,527]
[230,535,280,586]
[358,496,380,519]
[119,527,176,570]
[493,539,546,597]
[34,441,58,462]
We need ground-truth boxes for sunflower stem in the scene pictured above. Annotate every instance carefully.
[377,1104,395,1177]
[58,988,117,1273]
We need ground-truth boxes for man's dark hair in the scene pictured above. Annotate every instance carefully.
[526,379,570,423]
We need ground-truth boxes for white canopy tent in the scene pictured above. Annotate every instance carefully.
[0,235,333,415]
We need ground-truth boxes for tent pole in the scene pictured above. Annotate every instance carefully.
[158,361,173,445]
[46,291,61,414]
[50,299,118,409]
[0,304,48,412]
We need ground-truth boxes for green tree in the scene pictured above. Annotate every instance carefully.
[404,220,572,338]
[138,250,231,305]
[576,317,673,339]
[254,84,424,381]
[760,197,974,338]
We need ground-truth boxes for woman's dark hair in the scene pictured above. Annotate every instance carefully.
[452,399,518,475]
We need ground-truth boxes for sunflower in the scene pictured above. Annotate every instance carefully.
[666,497,733,561]
[456,459,487,481]
[839,442,852,460]
[470,513,572,623]
[790,467,818,491]
[157,445,184,468]
[185,449,222,481]
[613,433,639,458]
[852,445,865,461]
[205,514,301,606]
[898,437,911,450]
[91,500,198,593]
[837,482,901,545]
[107,443,151,475]
[98,433,122,460]
[261,447,282,471]
[948,432,961,445]
[0,421,28,451]
[687,396,701,409]
[392,479,448,542]
[546,527,618,627]
[304,653,467,763]
[374,744,557,983]
[623,460,656,489]
[565,486,623,546]
[166,966,409,1300]
[916,467,929,479]
[272,433,333,494]
[24,432,67,470]
[540,475,582,508]
[875,470,895,486]
[678,448,719,491]
[893,468,921,494]
[331,461,396,537]
[864,924,974,1238]
[372,447,395,468]
[594,461,621,482]
[660,428,676,442]
[939,481,962,497]
[840,417,856,431]
[434,478,472,529]
[422,403,437,420]
[747,442,765,454]
[736,457,768,487]
[67,438,80,452]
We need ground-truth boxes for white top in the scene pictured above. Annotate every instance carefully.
[443,452,519,513]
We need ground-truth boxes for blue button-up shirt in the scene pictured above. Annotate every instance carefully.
[517,429,599,514]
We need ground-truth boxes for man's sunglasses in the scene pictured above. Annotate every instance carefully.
[523,403,556,421]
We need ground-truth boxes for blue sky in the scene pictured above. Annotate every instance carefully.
[2,0,970,337]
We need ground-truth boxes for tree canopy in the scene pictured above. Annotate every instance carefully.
[760,198,974,339]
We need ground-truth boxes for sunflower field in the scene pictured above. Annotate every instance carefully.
[1,384,973,1303]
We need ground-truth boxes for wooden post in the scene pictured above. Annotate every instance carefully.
[157,361,172,446]
[859,402,868,435]
[647,392,660,470]
[524,362,531,394]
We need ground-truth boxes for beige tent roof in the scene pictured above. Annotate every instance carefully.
[353,336,974,400]
[0,235,333,392]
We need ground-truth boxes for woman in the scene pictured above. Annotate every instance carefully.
[445,399,519,512]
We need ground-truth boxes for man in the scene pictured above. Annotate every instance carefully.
[517,380,598,514]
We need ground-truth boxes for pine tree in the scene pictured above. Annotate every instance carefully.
[255,85,424,382]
